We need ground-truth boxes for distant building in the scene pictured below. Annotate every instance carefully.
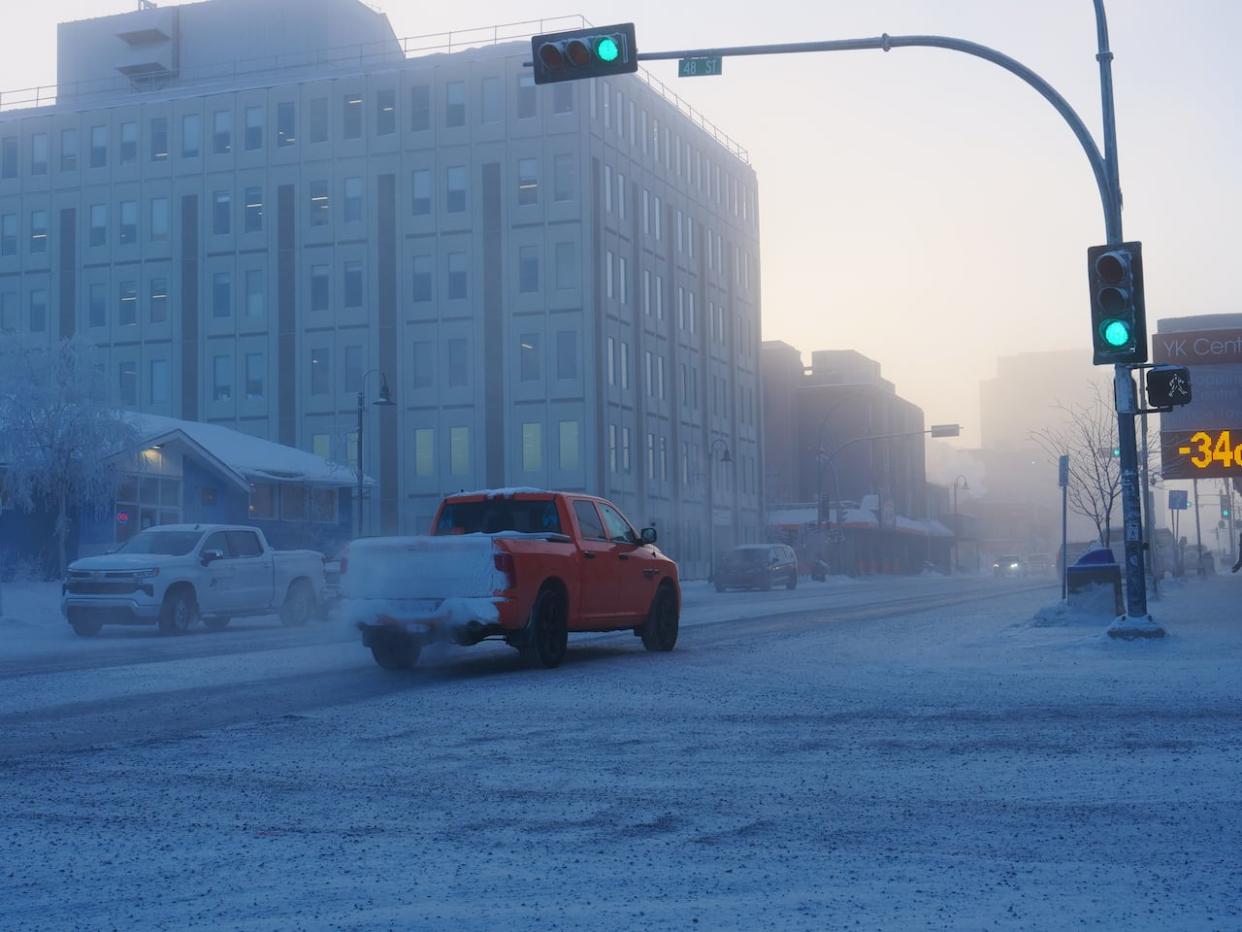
[0,0,762,575]
[761,343,948,573]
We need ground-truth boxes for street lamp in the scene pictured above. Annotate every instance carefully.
[707,437,732,581]
[951,475,970,575]
[355,369,395,537]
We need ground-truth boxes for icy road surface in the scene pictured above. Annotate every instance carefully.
[1,574,1240,930]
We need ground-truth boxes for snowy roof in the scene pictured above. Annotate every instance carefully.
[124,412,363,489]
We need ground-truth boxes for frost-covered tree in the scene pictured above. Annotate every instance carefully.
[0,338,138,576]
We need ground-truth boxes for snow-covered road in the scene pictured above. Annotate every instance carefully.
[2,574,1239,930]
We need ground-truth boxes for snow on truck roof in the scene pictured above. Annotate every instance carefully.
[446,487,554,499]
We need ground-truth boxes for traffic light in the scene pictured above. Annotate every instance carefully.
[1087,241,1147,365]
[1146,364,1192,409]
[1222,494,1232,520]
[531,23,638,85]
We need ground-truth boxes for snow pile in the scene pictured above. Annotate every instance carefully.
[1028,584,1120,627]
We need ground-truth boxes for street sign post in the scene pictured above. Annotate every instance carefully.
[1059,454,1070,599]
[678,56,723,77]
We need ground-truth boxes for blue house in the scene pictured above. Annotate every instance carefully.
[1,414,363,574]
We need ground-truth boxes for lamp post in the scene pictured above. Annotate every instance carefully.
[951,475,970,575]
[355,369,395,538]
[706,437,732,581]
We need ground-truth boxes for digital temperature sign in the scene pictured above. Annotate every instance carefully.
[1161,429,1242,479]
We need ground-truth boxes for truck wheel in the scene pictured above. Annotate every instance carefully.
[204,616,231,631]
[640,586,679,652]
[159,589,198,635]
[280,580,314,627]
[522,588,568,669]
[371,637,421,671]
[71,618,102,637]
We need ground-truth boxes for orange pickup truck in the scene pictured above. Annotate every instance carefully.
[342,489,680,670]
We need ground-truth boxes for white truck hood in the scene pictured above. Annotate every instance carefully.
[68,553,187,573]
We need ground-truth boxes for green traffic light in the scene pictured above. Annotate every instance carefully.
[596,36,620,62]
[1101,319,1131,348]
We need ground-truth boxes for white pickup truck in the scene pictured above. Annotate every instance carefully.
[62,524,325,636]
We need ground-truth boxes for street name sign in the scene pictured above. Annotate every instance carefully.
[678,56,723,77]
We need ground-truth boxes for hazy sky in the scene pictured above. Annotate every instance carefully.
[2,1,1238,442]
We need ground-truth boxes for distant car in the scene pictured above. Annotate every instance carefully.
[992,554,1025,578]
[715,544,798,592]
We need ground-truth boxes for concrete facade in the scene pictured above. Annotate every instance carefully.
[0,0,762,576]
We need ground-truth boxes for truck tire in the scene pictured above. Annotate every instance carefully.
[640,585,679,652]
[522,588,568,669]
[159,589,198,635]
[371,637,421,671]
[203,616,231,631]
[280,580,314,627]
[71,618,102,637]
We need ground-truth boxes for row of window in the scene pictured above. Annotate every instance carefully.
[591,78,755,227]
[0,77,577,183]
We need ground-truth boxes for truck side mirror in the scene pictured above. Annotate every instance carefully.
[640,527,658,545]
[201,548,225,566]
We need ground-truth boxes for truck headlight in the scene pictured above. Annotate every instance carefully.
[133,568,160,578]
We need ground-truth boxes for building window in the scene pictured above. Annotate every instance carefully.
[609,425,617,472]
[647,433,655,480]
[558,421,579,470]
[344,345,363,394]
[244,187,263,233]
[518,245,539,294]
[411,340,433,389]
[445,81,465,127]
[60,129,79,171]
[344,176,363,223]
[29,210,48,254]
[149,277,168,323]
[88,205,106,247]
[446,165,467,213]
[411,255,432,302]
[513,72,536,119]
[181,114,200,158]
[0,292,14,333]
[88,125,108,168]
[243,106,263,150]
[620,342,630,390]
[447,338,467,387]
[411,169,432,216]
[309,97,328,143]
[212,271,232,318]
[212,355,232,402]
[118,280,138,326]
[245,269,264,318]
[607,336,615,386]
[450,427,470,476]
[276,102,296,146]
[551,83,573,115]
[519,333,540,382]
[310,347,330,395]
[553,154,573,202]
[410,85,430,132]
[556,246,577,291]
[212,110,232,154]
[88,282,107,328]
[149,359,169,405]
[376,88,396,135]
[522,422,542,472]
[618,256,628,304]
[118,200,138,245]
[556,330,577,381]
[605,250,613,298]
[212,190,231,235]
[517,157,538,205]
[1,137,17,178]
[245,353,264,400]
[414,428,435,477]
[31,133,48,175]
[119,122,137,164]
[604,164,613,213]
[344,259,363,308]
[309,180,329,226]
[28,289,47,332]
[447,252,467,300]
[310,264,329,311]
[0,214,13,256]
[150,197,169,242]
[481,77,502,123]
[118,361,138,406]
[622,426,631,472]
[343,93,363,139]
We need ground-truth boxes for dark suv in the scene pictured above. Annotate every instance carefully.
[715,544,798,592]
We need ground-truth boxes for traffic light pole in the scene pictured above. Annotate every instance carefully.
[629,0,1158,632]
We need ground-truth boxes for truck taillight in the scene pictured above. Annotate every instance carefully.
[494,552,517,591]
